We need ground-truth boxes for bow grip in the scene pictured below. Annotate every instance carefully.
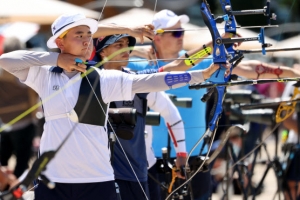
[207,63,231,83]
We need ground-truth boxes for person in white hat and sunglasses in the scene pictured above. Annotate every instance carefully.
[127,9,215,200]
[0,12,227,200]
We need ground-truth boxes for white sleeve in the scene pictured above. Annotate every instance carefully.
[145,125,157,169]
[99,69,134,103]
[0,50,58,81]
[23,66,50,94]
[99,69,204,105]
[147,91,186,153]
[132,71,204,93]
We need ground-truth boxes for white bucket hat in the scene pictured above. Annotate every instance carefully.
[47,13,98,49]
[152,9,190,30]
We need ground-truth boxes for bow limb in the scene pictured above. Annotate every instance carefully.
[201,0,230,133]
[165,1,232,199]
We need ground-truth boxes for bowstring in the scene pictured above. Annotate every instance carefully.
[84,71,148,198]
[83,0,149,198]
[150,0,160,70]
[22,0,108,193]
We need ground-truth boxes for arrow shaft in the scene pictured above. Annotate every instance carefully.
[231,9,265,15]
[239,47,300,53]
[189,78,300,89]
[239,99,300,109]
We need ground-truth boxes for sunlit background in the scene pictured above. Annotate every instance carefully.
[0,1,300,200]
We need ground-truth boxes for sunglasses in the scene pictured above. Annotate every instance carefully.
[161,29,185,38]
[171,30,185,38]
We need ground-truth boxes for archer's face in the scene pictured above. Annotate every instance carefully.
[56,25,93,60]
[156,21,184,54]
[100,37,131,70]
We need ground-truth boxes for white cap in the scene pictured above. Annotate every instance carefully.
[152,9,190,30]
[47,13,98,49]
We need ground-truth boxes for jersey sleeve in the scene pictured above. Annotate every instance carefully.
[147,91,186,153]
[23,66,50,95]
[99,69,134,103]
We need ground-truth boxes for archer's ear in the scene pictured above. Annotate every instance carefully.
[154,35,160,41]
[55,38,64,50]
[154,35,162,44]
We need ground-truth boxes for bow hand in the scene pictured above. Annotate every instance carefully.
[175,156,187,179]
[202,63,231,81]
[57,54,86,73]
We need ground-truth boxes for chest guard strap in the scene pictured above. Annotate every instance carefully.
[74,68,108,126]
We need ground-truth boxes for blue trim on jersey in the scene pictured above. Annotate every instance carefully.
[49,66,63,73]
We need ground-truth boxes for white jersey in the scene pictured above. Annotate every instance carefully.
[24,65,133,183]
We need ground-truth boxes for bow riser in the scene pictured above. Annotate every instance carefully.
[201,1,230,84]
[200,1,232,134]
[201,1,227,64]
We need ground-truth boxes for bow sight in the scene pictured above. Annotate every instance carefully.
[221,0,276,24]
[218,0,276,55]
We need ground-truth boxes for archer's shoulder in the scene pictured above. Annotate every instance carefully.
[94,68,132,78]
